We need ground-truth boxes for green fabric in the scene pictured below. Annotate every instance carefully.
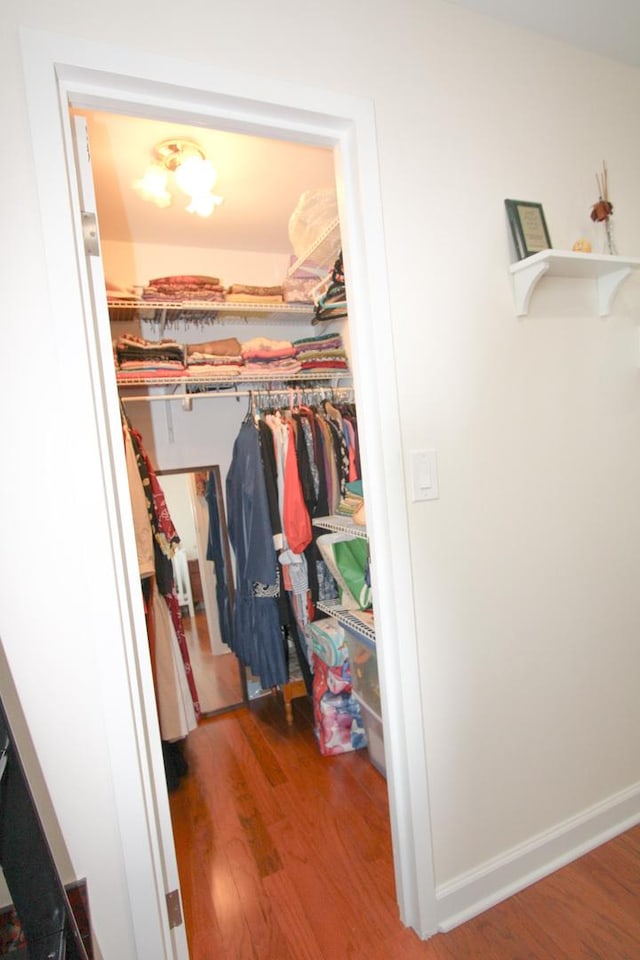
[332,537,372,610]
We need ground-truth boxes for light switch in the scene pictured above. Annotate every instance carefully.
[410,449,439,502]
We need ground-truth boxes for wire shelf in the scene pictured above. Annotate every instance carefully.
[313,515,368,540]
[316,601,376,643]
[286,216,341,278]
[108,299,314,325]
[116,370,351,389]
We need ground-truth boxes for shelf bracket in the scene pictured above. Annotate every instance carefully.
[511,260,550,316]
[596,267,633,317]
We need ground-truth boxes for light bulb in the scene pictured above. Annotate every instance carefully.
[136,142,223,216]
[186,192,223,217]
[134,165,171,207]
[174,156,217,198]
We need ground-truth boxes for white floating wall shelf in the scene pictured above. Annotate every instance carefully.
[509,249,640,317]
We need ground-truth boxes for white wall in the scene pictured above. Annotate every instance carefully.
[3,0,640,954]
[377,17,640,890]
[103,238,290,290]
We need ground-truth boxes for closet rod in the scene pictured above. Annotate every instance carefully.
[119,387,354,404]
[121,389,255,404]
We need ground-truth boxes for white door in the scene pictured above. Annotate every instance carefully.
[70,113,191,960]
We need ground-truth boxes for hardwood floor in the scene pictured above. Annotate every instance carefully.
[169,694,640,960]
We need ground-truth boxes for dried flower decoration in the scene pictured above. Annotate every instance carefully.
[590,161,617,254]
[590,161,613,222]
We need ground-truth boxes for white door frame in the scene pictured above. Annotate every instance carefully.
[20,27,437,952]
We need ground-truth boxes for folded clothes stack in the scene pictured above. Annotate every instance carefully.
[313,251,347,324]
[241,336,301,375]
[225,283,284,304]
[141,275,226,302]
[113,330,350,381]
[336,479,365,524]
[308,618,349,668]
[114,334,186,377]
[292,331,349,371]
[185,337,244,378]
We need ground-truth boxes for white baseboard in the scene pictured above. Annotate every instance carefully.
[436,781,640,932]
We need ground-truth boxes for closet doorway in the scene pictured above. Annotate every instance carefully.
[80,97,397,912]
[82,107,342,718]
[22,30,436,955]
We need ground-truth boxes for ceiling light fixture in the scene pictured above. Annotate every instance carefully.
[134,138,223,217]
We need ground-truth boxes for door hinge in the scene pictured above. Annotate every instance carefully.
[81,211,100,257]
[166,889,183,929]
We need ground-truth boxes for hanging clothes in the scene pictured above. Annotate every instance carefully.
[123,422,155,581]
[224,391,362,693]
[256,414,313,689]
[204,470,234,651]
[122,415,201,733]
[225,419,288,689]
[149,583,198,742]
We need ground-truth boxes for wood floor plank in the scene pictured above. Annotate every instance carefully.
[516,862,640,959]
[200,843,259,960]
[257,705,398,941]
[578,839,640,925]
[185,722,248,842]
[589,831,640,893]
[270,789,399,948]
[235,706,290,788]
[266,802,371,959]
[261,870,327,960]
[253,695,368,805]
[219,711,290,830]
[619,824,640,856]
[296,789,399,931]
[215,722,284,878]
[169,766,217,935]
[457,895,572,960]
[220,834,294,960]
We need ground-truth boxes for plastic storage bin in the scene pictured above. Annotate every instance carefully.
[343,627,381,717]
[355,695,386,777]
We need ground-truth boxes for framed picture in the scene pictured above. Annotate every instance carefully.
[504,199,552,260]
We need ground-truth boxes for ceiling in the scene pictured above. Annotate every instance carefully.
[79,110,336,254]
[446,0,640,69]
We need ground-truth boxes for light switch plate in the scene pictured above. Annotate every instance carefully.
[410,449,439,501]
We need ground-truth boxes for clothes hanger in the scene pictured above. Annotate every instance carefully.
[243,390,258,424]
[322,394,343,426]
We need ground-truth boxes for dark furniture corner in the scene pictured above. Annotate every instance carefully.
[0,697,91,959]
